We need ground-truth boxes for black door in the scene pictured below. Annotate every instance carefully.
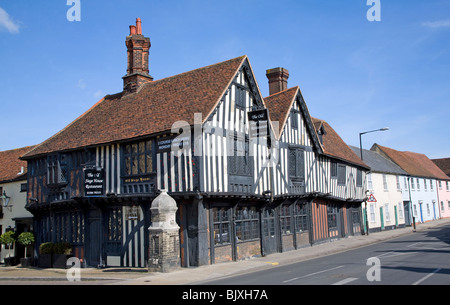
[404,201,411,226]
[87,209,102,267]
[262,207,278,256]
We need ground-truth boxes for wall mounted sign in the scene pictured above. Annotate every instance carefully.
[156,134,190,153]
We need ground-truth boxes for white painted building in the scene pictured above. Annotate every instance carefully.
[350,146,407,232]
[0,146,35,264]
[371,144,441,224]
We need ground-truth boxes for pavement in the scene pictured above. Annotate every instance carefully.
[1,218,450,285]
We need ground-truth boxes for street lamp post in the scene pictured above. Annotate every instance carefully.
[359,127,389,236]
[359,127,389,161]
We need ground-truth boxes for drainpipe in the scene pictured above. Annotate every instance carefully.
[407,177,416,232]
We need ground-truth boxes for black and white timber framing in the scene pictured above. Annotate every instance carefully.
[24,57,369,268]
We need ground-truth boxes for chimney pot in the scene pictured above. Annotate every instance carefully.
[266,67,289,95]
[129,25,136,35]
[136,18,142,35]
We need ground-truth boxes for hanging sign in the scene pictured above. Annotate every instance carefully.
[247,108,270,138]
[84,168,105,197]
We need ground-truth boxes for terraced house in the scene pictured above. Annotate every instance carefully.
[21,19,369,269]
[372,144,450,223]
[0,146,36,264]
[350,146,408,232]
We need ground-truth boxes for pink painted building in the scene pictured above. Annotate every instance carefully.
[432,159,450,219]
[414,155,450,219]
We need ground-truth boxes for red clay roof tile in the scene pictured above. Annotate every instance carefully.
[0,146,36,182]
[373,144,449,180]
[22,56,246,159]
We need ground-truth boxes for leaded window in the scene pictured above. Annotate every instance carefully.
[106,207,123,255]
[280,205,292,235]
[294,202,308,232]
[327,204,338,229]
[337,164,346,185]
[47,154,68,185]
[123,140,153,176]
[235,206,259,242]
[213,208,231,246]
[228,135,251,177]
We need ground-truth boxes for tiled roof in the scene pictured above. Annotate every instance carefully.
[264,86,324,154]
[264,86,300,137]
[264,87,368,169]
[22,55,247,159]
[432,158,450,176]
[312,118,369,169]
[372,144,449,180]
[349,145,408,175]
[0,146,36,183]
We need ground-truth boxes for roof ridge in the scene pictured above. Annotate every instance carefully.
[142,55,247,88]
[264,86,299,99]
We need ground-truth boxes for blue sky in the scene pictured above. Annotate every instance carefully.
[0,0,449,159]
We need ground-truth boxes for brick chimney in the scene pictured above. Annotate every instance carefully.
[266,67,289,96]
[123,18,153,94]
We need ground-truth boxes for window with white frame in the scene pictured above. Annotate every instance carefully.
[370,203,376,222]
[367,173,373,190]
[441,201,445,212]
[385,203,390,222]
[416,178,420,190]
[411,178,415,190]
[430,180,433,191]
[396,176,401,191]
[404,177,408,190]
[424,179,427,191]
[383,174,388,191]
[426,203,431,216]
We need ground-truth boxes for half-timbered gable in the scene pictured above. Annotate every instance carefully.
[265,86,323,197]
[198,58,268,195]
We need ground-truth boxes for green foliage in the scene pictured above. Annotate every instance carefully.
[39,242,73,254]
[17,232,35,246]
[0,231,16,246]
[39,242,54,254]
[53,242,72,255]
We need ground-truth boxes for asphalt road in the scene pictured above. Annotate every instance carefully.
[201,223,450,285]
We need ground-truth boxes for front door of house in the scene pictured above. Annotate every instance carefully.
[404,201,411,226]
[380,207,384,230]
[262,207,278,256]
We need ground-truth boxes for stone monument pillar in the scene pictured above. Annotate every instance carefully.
[148,191,181,273]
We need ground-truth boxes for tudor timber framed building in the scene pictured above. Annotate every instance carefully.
[21,19,369,268]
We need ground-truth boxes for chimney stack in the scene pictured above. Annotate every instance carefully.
[123,18,153,94]
[266,67,289,96]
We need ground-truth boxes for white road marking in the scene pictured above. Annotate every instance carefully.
[283,265,345,283]
[412,268,442,285]
[332,278,359,285]
[376,251,418,259]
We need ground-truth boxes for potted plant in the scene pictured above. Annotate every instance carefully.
[0,231,16,266]
[38,242,74,268]
[17,232,35,267]
[38,242,54,268]
[52,242,73,269]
